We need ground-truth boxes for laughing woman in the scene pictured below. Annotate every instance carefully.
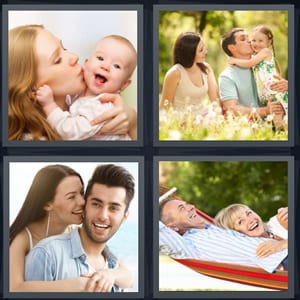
[214,203,287,258]
[10,164,133,292]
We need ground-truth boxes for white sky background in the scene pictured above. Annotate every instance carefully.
[8,10,138,109]
[9,161,139,226]
[9,161,140,291]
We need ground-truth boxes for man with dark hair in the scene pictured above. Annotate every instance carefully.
[219,28,286,118]
[25,164,135,292]
[159,198,288,273]
[85,164,135,211]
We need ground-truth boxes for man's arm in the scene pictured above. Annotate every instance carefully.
[270,76,288,93]
[222,99,269,117]
[256,239,287,258]
[25,247,55,281]
[218,71,269,117]
[183,226,287,273]
[159,221,200,258]
[24,240,121,292]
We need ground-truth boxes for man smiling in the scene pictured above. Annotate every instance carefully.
[159,198,288,273]
[218,28,286,118]
[25,164,135,292]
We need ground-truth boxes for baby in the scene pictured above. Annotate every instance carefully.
[36,35,137,140]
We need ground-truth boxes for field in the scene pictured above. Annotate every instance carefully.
[159,103,288,141]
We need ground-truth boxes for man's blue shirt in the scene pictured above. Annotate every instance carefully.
[25,228,121,292]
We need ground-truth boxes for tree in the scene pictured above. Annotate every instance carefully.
[159,161,288,221]
[158,10,288,92]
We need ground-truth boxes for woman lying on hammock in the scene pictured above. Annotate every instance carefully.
[214,204,288,258]
[159,198,288,273]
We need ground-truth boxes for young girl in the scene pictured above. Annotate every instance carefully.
[228,25,288,127]
[214,204,288,258]
[160,32,220,115]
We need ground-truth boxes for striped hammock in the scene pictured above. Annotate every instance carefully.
[159,185,288,291]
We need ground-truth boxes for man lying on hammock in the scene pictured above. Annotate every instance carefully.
[159,198,288,273]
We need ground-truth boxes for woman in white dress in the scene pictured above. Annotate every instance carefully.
[160,32,220,116]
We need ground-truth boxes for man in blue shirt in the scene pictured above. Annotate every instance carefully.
[25,164,135,292]
[159,198,288,273]
[219,28,286,118]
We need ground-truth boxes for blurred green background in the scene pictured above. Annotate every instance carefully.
[159,161,288,221]
[159,10,288,93]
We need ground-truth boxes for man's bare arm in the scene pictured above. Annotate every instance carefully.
[222,99,269,117]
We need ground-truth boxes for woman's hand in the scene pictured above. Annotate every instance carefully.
[256,239,287,258]
[81,270,116,292]
[277,207,288,229]
[91,93,137,138]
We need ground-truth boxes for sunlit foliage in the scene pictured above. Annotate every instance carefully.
[159,161,288,220]
[159,10,288,89]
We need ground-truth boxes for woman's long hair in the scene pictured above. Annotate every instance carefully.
[8,25,61,140]
[9,164,84,244]
[173,32,208,74]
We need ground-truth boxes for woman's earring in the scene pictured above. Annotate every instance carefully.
[65,94,72,106]
[45,212,51,238]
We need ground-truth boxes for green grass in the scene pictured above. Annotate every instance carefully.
[159,104,288,141]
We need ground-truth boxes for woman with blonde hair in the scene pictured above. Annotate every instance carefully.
[10,164,133,292]
[8,24,137,140]
[214,203,287,258]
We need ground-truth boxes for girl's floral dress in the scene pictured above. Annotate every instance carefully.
[253,54,288,113]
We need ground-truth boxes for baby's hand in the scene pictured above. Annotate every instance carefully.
[36,85,58,116]
[36,84,54,107]
[36,85,54,107]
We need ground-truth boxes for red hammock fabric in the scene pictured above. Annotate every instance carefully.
[159,185,288,291]
[173,258,288,290]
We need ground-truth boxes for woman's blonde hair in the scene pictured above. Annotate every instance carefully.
[8,24,61,140]
[214,203,265,232]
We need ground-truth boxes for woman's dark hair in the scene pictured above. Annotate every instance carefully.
[10,164,84,244]
[173,32,208,74]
